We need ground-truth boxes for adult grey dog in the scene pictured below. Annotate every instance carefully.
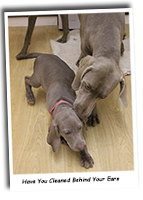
[23,53,94,168]
[72,13,127,124]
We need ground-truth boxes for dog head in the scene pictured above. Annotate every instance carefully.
[47,107,86,152]
[72,55,127,121]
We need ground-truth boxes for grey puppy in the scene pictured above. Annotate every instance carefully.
[72,13,127,124]
[23,53,94,168]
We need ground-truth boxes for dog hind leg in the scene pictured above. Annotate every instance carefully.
[25,74,41,105]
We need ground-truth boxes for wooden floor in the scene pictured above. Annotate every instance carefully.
[8,25,134,174]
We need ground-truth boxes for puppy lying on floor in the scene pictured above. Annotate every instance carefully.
[23,53,94,169]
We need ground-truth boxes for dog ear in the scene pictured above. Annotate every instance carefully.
[47,120,60,152]
[72,55,94,90]
[81,66,93,80]
[119,72,128,107]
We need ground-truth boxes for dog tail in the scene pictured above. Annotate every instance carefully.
[16,53,43,60]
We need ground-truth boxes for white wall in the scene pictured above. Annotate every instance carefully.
[8,15,129,28]
[8,16,58,27]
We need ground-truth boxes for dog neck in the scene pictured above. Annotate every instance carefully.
[92,37,121,66]
[50,100,72,116]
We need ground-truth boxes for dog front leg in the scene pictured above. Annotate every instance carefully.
[87,105,100,127]
[80,146,94,168]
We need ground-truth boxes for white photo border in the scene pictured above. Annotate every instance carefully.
[5,8,138,191]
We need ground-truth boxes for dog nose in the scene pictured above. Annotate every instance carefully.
[77,141,86,151]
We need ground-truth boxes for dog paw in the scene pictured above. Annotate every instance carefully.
[87,114,100,127]
[57,37,67,43]
[80,152,94,169]
[26,92,35,105]
[16,51,26,60]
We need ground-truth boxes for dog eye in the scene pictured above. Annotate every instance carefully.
[66,131,71,135]
[79,125,82,130]
[85,84,91,90]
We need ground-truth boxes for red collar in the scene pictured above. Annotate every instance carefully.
[50,100,72,115]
